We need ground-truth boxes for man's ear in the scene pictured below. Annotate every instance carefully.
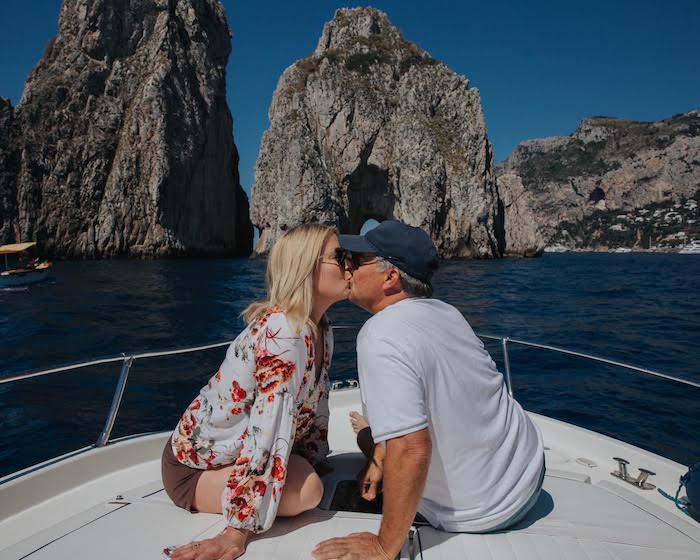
[382,267,402,294]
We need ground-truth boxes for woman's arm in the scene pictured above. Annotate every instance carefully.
[356,426,374,459]
[292,388,330,468]
[359,438,385,501]
[293,324,333,470]
[221,314,309,533]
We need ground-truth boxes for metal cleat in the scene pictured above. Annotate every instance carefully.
[611,457,656,490]
[611,457,631,481]
[635,468,656,490]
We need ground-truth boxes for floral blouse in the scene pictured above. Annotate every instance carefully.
[170,307,331,533]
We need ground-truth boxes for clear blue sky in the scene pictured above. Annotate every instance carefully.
[1,1,698,196]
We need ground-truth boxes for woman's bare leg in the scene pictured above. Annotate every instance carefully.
[168,466,244,560]
[277,454,324,516]
[192,464,237,513]
[169,455,323,560]
[191,454,323,517]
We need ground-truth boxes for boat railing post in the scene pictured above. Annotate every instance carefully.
[96,354,134,448]
[502,337,514,397]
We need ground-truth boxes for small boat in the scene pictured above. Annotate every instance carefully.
[1,332,698,559]
[0,242,52,288]
[679,240,700,254]
[613,247,632,253]
[544,245,569,253]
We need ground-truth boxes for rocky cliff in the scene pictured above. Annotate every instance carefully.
[495,173,545,257]
[251,7,542,258]
[0,98,19,244]
[0,0,252,258]
[498,111,700,249]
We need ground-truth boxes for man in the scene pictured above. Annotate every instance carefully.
[313,220,545,560]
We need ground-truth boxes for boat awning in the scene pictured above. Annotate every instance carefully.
[0,242,37,255]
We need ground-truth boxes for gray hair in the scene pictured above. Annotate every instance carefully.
[375,257,433,298]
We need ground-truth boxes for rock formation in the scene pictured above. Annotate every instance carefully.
[495,173,545,257]
[0,0,252,258]
[0,98,20,244]
[251,7,543,258]
[498,111,700,248]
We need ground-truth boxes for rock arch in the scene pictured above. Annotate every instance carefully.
[251,7,542,258]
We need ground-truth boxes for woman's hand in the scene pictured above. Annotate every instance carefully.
[359,458,384,501]
[165,527,248,560]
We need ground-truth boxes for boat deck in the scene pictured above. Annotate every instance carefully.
[1,388,699,559]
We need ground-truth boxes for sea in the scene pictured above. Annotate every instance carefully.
[1,253,699,479]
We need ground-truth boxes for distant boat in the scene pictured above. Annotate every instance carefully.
[0,242,52,288]
[544,245,569,253]
[613,247,632,253]
[678,240,700,254]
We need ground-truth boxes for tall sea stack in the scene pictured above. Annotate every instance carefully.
[0,0,252,258]
[251,7,543,258]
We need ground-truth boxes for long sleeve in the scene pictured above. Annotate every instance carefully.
[220,313,310,533]
[292,380,330,466]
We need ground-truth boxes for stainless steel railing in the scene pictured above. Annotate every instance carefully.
[478,335,699,392]
[1,328,698,450]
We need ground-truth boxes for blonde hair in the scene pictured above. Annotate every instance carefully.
[243,224,338,336]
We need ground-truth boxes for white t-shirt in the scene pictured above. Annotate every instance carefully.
[357,298,544,532]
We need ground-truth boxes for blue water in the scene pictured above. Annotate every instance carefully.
[1,253,699,478]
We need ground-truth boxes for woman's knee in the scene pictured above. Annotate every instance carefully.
[300,472,324,511]
[280,455,324,515]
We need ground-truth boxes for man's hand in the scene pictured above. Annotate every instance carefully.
[359,459,383,501]
[312,532,392,560]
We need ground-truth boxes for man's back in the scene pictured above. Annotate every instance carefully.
[357,297,544,532]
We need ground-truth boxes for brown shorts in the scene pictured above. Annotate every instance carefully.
[161,439,205,512]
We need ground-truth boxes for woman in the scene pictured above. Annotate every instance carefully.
[162,224,353,560]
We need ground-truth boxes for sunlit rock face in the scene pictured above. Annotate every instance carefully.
[498,111,700,248]
[251,7,543,258]
[1,0,252,258]
[496,173,546,257]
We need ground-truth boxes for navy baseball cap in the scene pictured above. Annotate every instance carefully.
[339,220,439,284]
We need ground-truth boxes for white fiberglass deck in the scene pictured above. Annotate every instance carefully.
[1,388,699,559]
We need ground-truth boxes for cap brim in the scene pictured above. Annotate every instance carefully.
[339,234,377,253]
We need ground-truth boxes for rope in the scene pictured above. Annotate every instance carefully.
[661,477,700,521]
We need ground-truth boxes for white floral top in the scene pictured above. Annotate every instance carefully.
[170,307,331,533]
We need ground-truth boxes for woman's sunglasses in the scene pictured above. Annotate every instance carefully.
[319,247,354,270]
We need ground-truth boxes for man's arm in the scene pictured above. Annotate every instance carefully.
[378,428,431,556]
[312,428,431,560]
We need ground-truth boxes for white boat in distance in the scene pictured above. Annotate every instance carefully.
[679,240,700,254]
[543,245,569,253]
[1,330,699,560]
